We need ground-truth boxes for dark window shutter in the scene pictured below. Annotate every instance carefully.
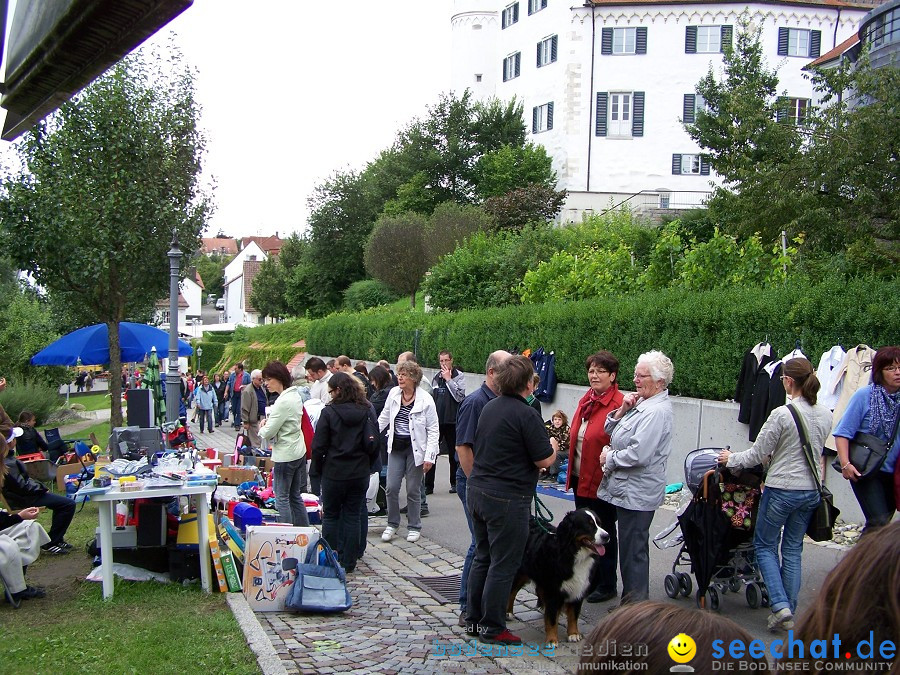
[777,27,789,56]
[672,154,682,175]
[636,27,648,54]
[685,26,697,53]
[551,35,558,62]
[601,27,613,55]
[502,59,506,82]
[596,92,608,136]
[700,155,710,175]
[683,94,696,124]
[513,3,519,23]
[528,0,533,15]
[515,52,521,77]
[632,91,645,136]
[547,102,554,130]
[502,11,507,29]
[542,0,547,8]
[532,106,539,133]
[537,41,542,67]
[721,25,733,52]
[775,96,788,124]
[810,30,821,58]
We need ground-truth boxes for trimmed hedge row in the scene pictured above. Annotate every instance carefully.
[232,320,308,345]
[194,340,226,374]
[201,331,235,344]
[307,277,900,401]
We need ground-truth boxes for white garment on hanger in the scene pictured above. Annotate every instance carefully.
[816,345,846,410]
[781,348,808,363]
[764,360,781,377]
[751,342,772,364]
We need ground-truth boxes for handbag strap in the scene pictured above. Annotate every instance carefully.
[787,403,824,493]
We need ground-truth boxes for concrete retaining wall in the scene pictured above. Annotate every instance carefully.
[311,355,863,523]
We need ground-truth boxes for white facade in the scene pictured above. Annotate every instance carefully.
[451,0,868,219]
[181,274,203,320]
[222,241,267,326]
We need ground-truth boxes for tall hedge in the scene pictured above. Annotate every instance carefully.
[307,277,900,400]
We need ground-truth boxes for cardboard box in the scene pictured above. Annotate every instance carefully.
[56,460,93,491]
[216,466,260,486]
[242,525,319,611]
[240,456,274,472]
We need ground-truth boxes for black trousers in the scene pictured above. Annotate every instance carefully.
[425,423,458,491]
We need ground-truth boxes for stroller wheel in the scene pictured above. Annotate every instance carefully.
[761,587,770,608]
[677,572,692,597]
[665,574,680,599]
[746,581,762,609]
[728,577,742,593]
[696,587,720,611]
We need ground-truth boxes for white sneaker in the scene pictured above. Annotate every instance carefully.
[407,530,421,543]
[381,527,396,542]
[767,607,794,632]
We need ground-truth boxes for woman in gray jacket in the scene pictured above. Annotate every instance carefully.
[719,358,832,633]
[598,350,674,606]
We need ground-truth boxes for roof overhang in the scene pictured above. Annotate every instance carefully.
[0,0,192,141]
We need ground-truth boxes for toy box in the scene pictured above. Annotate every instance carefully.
[241,525,319,612]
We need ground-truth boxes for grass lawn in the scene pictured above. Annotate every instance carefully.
[0,500,260,674]
[60,421,111,444]
[62,392,111,412]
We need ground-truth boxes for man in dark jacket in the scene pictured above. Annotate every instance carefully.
[2,428,76,554]
[429,350,466,494]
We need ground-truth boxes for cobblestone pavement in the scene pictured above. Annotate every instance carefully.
[255,518,583,675]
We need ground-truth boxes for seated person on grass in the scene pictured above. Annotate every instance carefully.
[16,411,49,457]
[2,427,75,555]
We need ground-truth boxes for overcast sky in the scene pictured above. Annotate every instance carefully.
[147,1,454,239]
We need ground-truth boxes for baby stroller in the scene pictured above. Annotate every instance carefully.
[662,447,766,611]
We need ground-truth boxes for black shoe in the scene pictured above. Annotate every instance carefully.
[400,505,408,515]
[586,589,617,603]
[421,506,430,517]
[3,587,20,609]
[13,585,45,601]
[464,622,480,637]
[425,487,434,495]
[41,543,69,555]
[57,541,74,551]
[449,486,457,494]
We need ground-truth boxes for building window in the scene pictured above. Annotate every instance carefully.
[528,0,547,15]
[532,102,554,133]
[865,8,900,48]
[682,93,708,124]
[672,153,710,175]
[614,27,636,54]
[778,27,821,58]
[697,26,721,52]
[503,52,521,81]
[537,35,558,67]
[777,97,811,124]
[609,93,632,137]
[601,27,647,55]
[596,91,644,137]
[475,74,482,82]
[502,2,519,29]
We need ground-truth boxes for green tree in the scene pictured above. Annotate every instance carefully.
[195,253,230,299]
[474,143,557,198]
[482,183,567,230]
[364,213,430,308]
[0,48,210,426]
[424,201,494,266]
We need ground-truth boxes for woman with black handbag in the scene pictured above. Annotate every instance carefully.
[833,346,900,532]
[718,358,832,633]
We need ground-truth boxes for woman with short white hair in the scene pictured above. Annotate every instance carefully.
[598,350,674,605]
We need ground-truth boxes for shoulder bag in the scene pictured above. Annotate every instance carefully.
[831,412,900,479]
[787,404,841,542]
[284,538,352,613]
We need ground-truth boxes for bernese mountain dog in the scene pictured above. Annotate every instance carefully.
[507,508,608,646]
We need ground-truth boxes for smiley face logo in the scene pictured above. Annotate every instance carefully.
[668,633,696,664]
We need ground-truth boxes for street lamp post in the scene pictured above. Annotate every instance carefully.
[166,233,183,424]
[197,346,203,373]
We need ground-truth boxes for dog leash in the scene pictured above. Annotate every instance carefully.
[532,492,555,534]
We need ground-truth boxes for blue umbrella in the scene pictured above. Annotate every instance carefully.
[31,322,193,366]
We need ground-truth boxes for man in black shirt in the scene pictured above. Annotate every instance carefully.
[465,355,556,646]
[428,350,465,494]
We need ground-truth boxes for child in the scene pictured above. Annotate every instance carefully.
[544,410,570,479]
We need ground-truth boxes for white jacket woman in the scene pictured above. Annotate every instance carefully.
[379,386,440,467]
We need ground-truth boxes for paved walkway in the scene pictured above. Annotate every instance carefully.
[247,518,577,675]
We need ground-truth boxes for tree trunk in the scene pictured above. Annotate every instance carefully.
[107,320,123,429]
[409,291,416,309]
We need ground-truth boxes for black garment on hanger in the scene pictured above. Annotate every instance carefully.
[748,361,787,441]
[736,346,775,424]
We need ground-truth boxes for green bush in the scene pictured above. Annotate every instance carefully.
[194,341,226,374]
[0,380,63,425]
[232,320,309,345]
[343,279,401,312]
[201,331,235,344]
[309,276,900,400]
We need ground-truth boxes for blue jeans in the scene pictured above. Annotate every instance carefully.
[465,484,532,637]
[850,470,896,532]
[456,467,475,612]
[321,475,368,572]
[231,395,241,427]
[274,458,310,527]
[753,487,820,614]
[11,492,76,545]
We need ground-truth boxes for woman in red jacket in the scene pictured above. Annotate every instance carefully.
[565,350,623,603]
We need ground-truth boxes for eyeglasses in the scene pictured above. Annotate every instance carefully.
[588,369,609,375]
[883,365,900,372]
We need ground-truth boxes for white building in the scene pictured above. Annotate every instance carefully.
[222,240,267,326]
[450,0,873,221]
